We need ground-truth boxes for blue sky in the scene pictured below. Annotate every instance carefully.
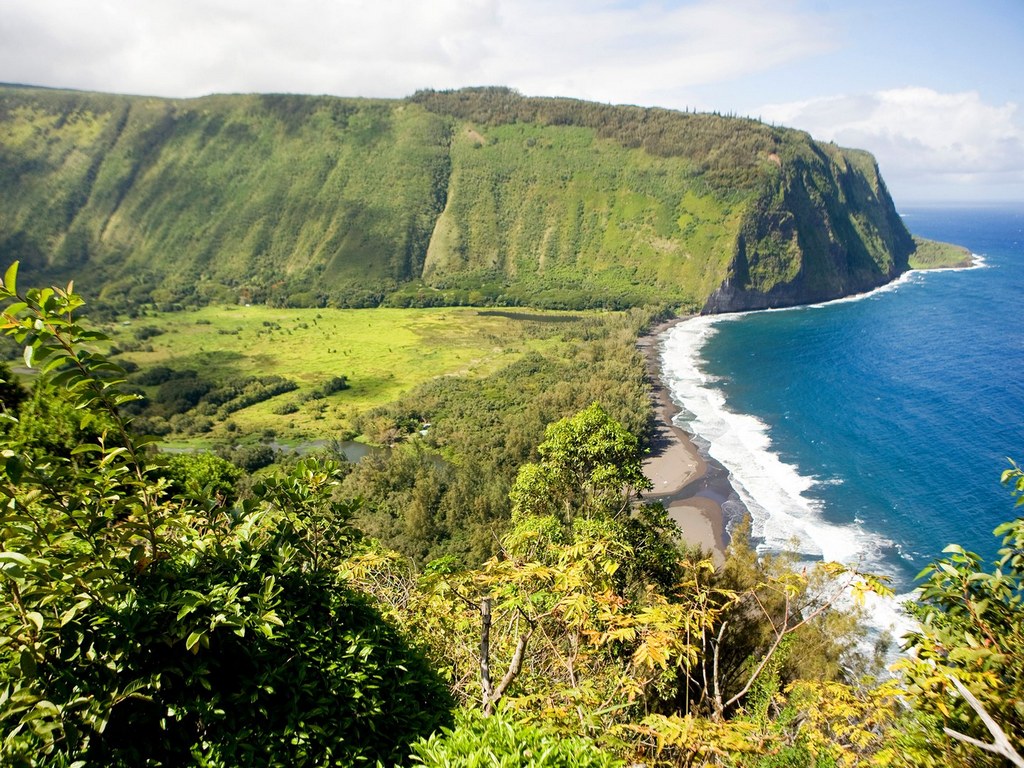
[2,0,1021,202]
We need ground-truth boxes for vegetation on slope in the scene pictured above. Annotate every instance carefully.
[0,86,452,308]
[908,235,974,269]
[0,269,452,766]
[340,309,656,564]
[94,304,601,444]
[1,84,919,313]
[1,269,1022,767]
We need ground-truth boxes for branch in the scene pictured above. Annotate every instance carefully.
[480,596,536,716]
[480,596,493,710]
[723,617,786,711]
[943,675,1024,768]
[750,588,780,638]
[723,587,838,712]
[492,628,533,701]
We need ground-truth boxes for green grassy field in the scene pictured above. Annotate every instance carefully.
[909,236,974,269]
[109,305,591,444]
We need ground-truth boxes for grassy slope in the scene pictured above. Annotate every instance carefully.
[422,121,743,309]
[1,84,926,313]
[1,88,452,304]
[111,305,589,443]
[909,236,974,269]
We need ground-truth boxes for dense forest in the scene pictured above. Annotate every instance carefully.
[0,84,964,315]
[1,267,1022,766]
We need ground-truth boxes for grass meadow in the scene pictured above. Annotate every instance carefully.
[109,305,590,445]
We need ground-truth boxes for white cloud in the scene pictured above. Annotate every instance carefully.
[480,0,835,107]
[4,2,1018,200]
[760,88,1024,200]
[0,0,831,104]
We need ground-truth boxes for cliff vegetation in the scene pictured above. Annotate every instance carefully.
[0,84,952,314]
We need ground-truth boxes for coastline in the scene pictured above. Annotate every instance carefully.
[638,319,730,566]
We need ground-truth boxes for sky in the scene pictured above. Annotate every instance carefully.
[2,0,1022,203]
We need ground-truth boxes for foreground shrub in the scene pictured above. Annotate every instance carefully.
[409,709,623,767]
[0,264,453,766]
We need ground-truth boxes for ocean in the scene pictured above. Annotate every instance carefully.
[660,205,1024,605]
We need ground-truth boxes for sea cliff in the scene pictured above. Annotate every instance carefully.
[1,84,921,312]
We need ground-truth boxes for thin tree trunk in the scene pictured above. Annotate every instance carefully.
[711,620,727,721]
[480,596,533,716]
[480,596,494,713]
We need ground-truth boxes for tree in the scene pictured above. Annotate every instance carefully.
[161,451,243,506]
[697,518,889,723]
[336,405,902,764]
[0,263,452,766]
[509,402,652,521]
[892,467,1024,767]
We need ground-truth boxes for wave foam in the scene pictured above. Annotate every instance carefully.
[659,309,917,645]
[661,318,893,564]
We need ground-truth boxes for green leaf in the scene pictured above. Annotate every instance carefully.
[19,648,36,678]
[185,630,204,652]
[0,551,32,566]
[25,611,44,633]
[4,453,23,484]
[994,521,1016,536]
[3,261,18,295]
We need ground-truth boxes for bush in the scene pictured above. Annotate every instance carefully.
[311,375,349,398]
[156,375,212,413]
[273,401,300,415]
[409,709,623,767]
[220,442,277,472]
[161,451,244,504]
[74,543,454,767]
[133,324,164,341]
[129,364,181,386]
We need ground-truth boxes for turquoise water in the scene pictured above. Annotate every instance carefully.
[660,205,1024,598]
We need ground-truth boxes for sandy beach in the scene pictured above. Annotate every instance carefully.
[638,320,728,566]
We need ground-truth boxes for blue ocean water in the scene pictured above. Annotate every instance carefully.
[660,205,1024,598]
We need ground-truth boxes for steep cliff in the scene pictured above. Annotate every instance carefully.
[0,84,916,312]
[703,142,913,312]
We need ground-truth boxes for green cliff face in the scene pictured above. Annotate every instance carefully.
[704,141,914,312]
[0,84,915,312]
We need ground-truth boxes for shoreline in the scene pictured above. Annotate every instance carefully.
[638,318,732,566]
